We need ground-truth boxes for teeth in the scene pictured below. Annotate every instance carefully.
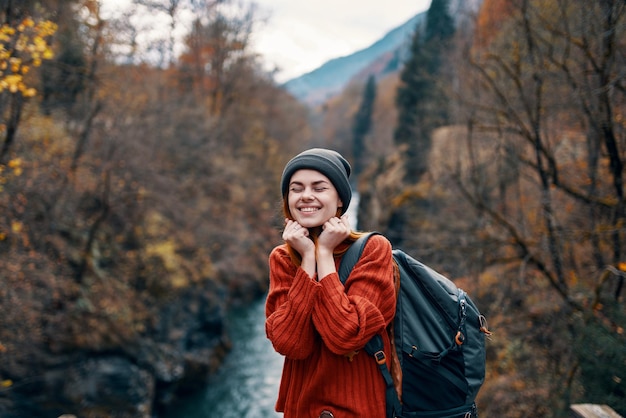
[300,207,318,212]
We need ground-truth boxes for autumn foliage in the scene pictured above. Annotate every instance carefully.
[0,0,307,416]
[0,0,624,417]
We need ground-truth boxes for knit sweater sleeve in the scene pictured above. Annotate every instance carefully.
[313,234,396,355]
[265,245,321,359]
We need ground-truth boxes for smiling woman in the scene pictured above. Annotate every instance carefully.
[286,170,344,228]
[265,148,397,418]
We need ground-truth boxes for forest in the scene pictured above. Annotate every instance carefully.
[0,0,624,417]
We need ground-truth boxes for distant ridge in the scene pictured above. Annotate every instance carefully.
[282,12,425,105]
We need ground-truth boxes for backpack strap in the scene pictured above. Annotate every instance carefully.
[338,232,379,284]
[364,334,403,418]
[338,232,402,418]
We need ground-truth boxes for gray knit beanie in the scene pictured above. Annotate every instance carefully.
[281,148,352,214]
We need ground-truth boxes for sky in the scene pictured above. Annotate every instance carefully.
[101,0,432,83]
[249,0,431,82]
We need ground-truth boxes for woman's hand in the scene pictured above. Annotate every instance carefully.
[317,215,351,253]
[283,219,316,278]
[315,215,350,280]
[283,219,314,254]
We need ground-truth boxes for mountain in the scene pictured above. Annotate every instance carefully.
[282,12,426,106]
[281,0,483,106]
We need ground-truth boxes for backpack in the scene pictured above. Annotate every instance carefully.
[338,233,491,418]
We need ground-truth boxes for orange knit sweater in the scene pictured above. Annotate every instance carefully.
[265,234,396,418]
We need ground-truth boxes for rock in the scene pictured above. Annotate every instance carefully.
[61,356,154,418]
[0,282,233,417]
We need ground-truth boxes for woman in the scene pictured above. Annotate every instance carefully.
[265,148,397,418]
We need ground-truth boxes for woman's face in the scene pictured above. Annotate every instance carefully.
[287,169,343,228]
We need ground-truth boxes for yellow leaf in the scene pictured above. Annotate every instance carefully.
[22,17,35,28]
[0,380,12,388]
[11,220,22,233]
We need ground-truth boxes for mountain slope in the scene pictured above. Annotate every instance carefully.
[282,12,425,105]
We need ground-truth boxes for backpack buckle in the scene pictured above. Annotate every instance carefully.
[455,331,465,346]
[373,350,386,365]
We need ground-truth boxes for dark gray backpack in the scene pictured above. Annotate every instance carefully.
[338,233,491,418]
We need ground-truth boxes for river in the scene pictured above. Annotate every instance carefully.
[160,297,283,418]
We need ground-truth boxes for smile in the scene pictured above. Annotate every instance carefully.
[299,207,319,213]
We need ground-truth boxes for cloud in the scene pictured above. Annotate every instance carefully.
[251,0,431,82]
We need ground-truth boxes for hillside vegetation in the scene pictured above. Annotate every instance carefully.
[0,0,624,417]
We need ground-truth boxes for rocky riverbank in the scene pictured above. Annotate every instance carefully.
[0,275,267,418]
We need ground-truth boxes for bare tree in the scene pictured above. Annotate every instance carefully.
[447,0,626,414]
